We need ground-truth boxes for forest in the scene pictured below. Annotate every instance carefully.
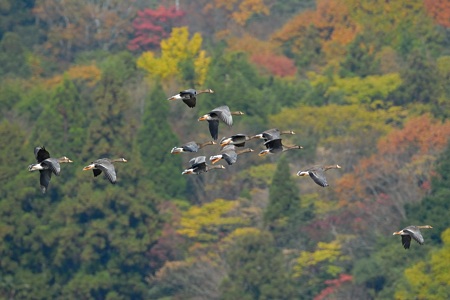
[0,0,449,299]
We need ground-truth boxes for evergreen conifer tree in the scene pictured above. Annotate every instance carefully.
[137,83,186,199]
[220,230,295,299]
[264,156,313,247]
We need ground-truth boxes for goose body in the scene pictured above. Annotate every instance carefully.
[258,138,302,156]
[393,225,432,249]
[198,105,244,140]
[83,157,127,184]
[167,88,214,108]
[210,145,254,165]
[251,128,295,142]
[182,156,225,175]
[28,146,73,193]
[297,164,341,187]
[220,134,255,147]
[171,141,216,154]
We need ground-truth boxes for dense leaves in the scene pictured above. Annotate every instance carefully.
[1,0,450,299]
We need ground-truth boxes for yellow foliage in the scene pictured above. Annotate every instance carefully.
[395,228,450,299]
[44,64,102,88]
[322,73,402,106]
[137,27,211,86]
[204,0,269,26]
[177,199,248,243]
[293,239,349,278]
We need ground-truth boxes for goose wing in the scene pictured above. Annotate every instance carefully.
[403,227,425,245]
[35,147,50,162]
[401,235,412,249]
[183,141,200,152]
[94,159,117,184]
[182,97,196,108]
[262,129,281,141]
[210,106,233,127]
[189,156,206,168]
[221,145,237,165]
[208,120,220,140]
[189,156,207,174]
[308,169,329,187]
[264,138,283,152]
[41,158,61,175]
[180,89,197,108]
[39,169,52,193]
[230,134,248,147]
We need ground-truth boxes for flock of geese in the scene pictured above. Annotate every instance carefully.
[27,87,433,249]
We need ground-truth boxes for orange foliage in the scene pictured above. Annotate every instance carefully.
[271,0,359,61]
[227,34,276,55]
[204,0,269,26]
[251,53,297,77]
[335,115,450,230]
[44,65,101,88]
[424,0,450,28]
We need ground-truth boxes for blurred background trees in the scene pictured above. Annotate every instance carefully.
[1,0,449,298]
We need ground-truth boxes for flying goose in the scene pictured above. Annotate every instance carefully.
[250,128,295,142]
[220,134,256,147]
[258,138,303,156]
[182,156,225,175]
[167,88,214,108]
[209,144,254,165]
[296,164,341,187]
[28,146,73,193]
[82,157,127,184]
[393,225,433,249]
[198,105,245,140]
[171,140,216,154]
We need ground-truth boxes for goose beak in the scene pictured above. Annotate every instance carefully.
[220,139,231,147]
[83,164,94,171]
[258,150,269,157]
[392,231,400,235]
[210,157,221,164]
[198,115,207,121]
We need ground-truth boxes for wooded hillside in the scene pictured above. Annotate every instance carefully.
[1,0,449,299]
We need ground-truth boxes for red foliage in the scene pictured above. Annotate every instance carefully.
[314,274,353,300]
[424,0,450,28]
[147,202,185,271]
[128,6,185,51]
[250,53,297,77]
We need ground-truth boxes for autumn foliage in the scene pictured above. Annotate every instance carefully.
[250,53,297,77]
[423,0,450,28]
[203,0,270,26]
[334,115,450,233]
[128,6,185,52]
[272,0,359,62]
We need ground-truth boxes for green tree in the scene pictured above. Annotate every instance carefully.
[391,49,441,106]
[339,33,380,78]
[220,229,295,299]
[0,32,30,77]
[405,140,450,243]
[31,77,86,153]
[83,53,136,159]
[137,82,186,199]
[264,156,313,247]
